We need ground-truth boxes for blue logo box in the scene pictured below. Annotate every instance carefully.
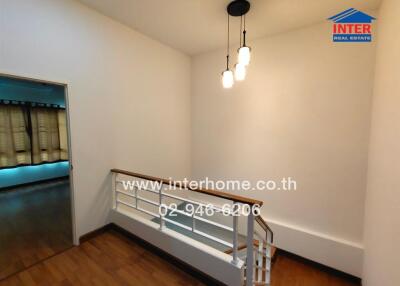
[333,34,372,42]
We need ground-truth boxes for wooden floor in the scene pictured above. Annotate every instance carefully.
[0,179,73,280]
[272,253,359,286]
[0,230,360,286]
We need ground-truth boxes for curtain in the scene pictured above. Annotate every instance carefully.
[0,105,69,168]
[58,110,69,161]
[0,105,32,168]
[31,108,68,164]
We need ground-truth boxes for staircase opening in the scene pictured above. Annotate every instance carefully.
[110,169,274,286]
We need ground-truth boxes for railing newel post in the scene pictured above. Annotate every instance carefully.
[112,172,117,209]
[159,182,165,230]
[246,208,254,286]
[232,206,239,265]
[192,210,196,232]
[134,186,138,208]
[258,238,263,282]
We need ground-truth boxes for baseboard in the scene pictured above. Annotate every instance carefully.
[267,218,363,278]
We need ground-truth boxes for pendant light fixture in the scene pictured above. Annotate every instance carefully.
[222,0,251,88]
[238,14,251,66]
[222,13,234,88]
[235,15,247,81]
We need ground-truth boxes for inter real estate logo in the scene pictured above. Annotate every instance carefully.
[328,8,376,42]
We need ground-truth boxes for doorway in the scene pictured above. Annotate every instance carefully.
[0,74,75,280]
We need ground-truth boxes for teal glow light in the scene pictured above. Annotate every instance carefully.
[0,162,70,188]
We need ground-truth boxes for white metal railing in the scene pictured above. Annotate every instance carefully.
[111,169,273,286]
[244,229,273,285]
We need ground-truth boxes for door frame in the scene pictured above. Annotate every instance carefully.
[0,71,78,245]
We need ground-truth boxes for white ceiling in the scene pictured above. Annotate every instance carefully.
[78,0,381,55]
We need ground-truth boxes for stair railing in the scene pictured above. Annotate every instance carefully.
[252,216,274,285]
[111,169,273,286]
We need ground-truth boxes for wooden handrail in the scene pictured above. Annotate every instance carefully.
[111,168,263,206]
[225,240,270,254]
[225,239,277,260]
[255,215,274,243]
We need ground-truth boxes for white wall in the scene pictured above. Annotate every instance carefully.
[1,0,392,281]
[191,21,376,276]
[363,0,400,285]
[0,0,191,241]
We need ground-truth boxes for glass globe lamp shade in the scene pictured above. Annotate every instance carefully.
[235,63,247,81]
[222,70,234,88]
[238,46,251,66]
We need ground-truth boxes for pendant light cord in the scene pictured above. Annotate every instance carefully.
[243,14,247,46]
[240,15,243,47]
[226,13,230,70]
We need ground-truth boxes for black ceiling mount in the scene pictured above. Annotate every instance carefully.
[227,0,250,17]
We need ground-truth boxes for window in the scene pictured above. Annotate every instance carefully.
[0,103,69,169]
